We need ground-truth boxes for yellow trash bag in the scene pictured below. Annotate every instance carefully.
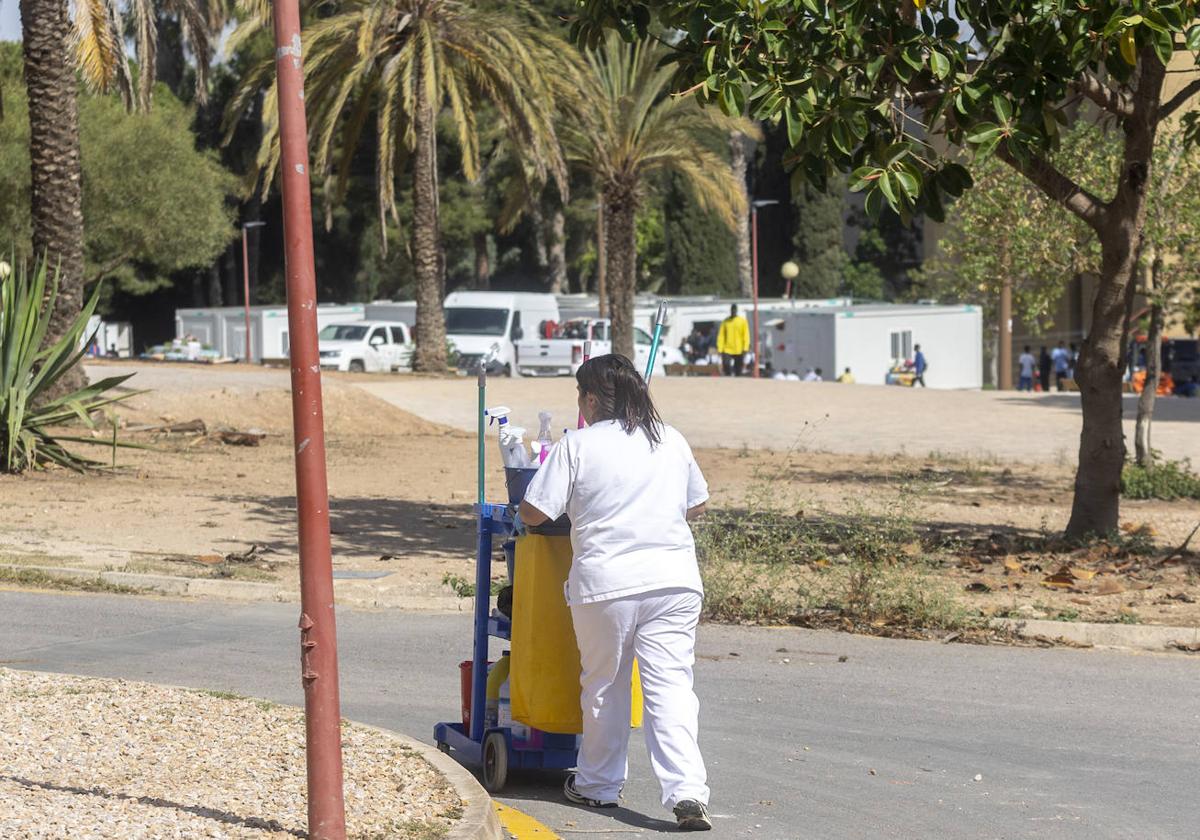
[510,534,642,734]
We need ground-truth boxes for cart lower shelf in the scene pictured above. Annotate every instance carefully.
[433,722,580,792]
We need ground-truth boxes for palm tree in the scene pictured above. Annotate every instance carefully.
[19,0,218,393]
[564,35,753,360]
[229,0,571,372]
[19,0,86,386]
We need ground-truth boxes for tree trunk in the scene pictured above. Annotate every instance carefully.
[999,276,1013,390]
[604,185,638,361]
[208,262,223,306]
[549,206,567,295]
[20,0,86,391]
[1064,50,1164,539]
[1134,262,1164,468]
[530,202,549,284]
[410,73,447,372]
[473,232,490,289]
[730,131,753,296]
[596,202,608,317]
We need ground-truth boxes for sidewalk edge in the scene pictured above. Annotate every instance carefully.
[355,723,502,840]
[991,617,1200,652]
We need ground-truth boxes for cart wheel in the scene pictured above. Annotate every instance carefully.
[437,742,450,754]
[482,732,509,792]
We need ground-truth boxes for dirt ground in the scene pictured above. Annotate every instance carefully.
[0,361,1196,627]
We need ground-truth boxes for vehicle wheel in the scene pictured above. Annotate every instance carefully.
[482,731,508,792]
[349,360,365,373]
[437,742,450,754]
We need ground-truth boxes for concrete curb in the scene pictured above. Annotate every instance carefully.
[992,617,1200,652]
[0,564,466,612]
[357,723,502,840]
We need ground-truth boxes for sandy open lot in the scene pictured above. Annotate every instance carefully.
[1,361,1196,626]
[358,373,1200,464]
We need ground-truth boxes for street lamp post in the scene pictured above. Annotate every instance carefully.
[269,4,347,837]
[242,220,266,364]
[750,199,779,379]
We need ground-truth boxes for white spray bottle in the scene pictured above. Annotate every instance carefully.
[485,407,529,468]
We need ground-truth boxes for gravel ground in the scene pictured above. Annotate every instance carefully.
[0,669,462,839]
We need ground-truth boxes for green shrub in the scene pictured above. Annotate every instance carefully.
[0,257,138,472]
[1120,458,1200,501]
[694,493,974,632]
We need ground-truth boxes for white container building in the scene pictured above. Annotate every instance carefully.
[174,303,366,362]
[761,303,983,388]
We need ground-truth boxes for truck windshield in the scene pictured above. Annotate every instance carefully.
[445,308,508,336]
[320,325,368,341]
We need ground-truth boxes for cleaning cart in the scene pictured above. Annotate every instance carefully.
[435,311,667,791]
[432,371,582,792]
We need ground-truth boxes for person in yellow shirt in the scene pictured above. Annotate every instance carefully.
[836,367,855,384]
[716,304,750,376]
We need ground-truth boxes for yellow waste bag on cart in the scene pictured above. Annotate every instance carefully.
[510,534,643,734]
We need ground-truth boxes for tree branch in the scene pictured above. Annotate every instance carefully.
[1157,78,1200,121]
[1071,71,1133,117]
[995,141,1107,230]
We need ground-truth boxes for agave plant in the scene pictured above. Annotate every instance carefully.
[0,257,137,472]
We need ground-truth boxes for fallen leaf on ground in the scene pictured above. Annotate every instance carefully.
[1070,567,1097,580]
[965,581,991,592]
[1003,557,1023,573]
[1042,565,1077,589]
[1095,578,1126,596]
[1168,640,1200,652]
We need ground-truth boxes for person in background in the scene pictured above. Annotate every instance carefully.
[770,365,787,381]
[1018,345,1036,391]
[1051,340,1071,391]
[785,370,801,381]
[1068,342,1079,380]
[837,367,855,383]
[802,368,818,381]
[716,305,750,377]
[520,355,713,831]
[1038,346,1052,393]
[913,344,928,387]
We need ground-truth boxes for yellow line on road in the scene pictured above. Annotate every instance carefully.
[494,802,561,839]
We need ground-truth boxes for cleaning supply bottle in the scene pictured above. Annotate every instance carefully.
[534,411,553,464]
[486,406,528,468]
[486,651,511,727]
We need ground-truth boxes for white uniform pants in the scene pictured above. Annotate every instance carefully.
[570,587,709,809]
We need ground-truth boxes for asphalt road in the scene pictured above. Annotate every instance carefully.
[2,591,1196,840]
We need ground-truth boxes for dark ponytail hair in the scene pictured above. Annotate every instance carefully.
[576,354,663,445]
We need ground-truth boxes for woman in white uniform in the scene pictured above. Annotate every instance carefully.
[520,354,712,832]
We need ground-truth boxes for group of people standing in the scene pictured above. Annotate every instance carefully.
[1017,341,1077,392]
[680,305,752,376]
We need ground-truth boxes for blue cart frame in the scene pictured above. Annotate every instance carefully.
[433,502,580,791]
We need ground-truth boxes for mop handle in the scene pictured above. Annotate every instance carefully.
[476,368,486,505]
[577,339,593,429]
[643,302,669,381]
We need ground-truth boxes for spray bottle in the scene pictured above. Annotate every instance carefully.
[534,411,553,464]
[485,407,529,468]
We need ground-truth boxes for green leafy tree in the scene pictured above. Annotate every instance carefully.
[791,176,848,298]
[563,34,751,359]
[230,0,570,371]
[663,171,739,296]
[0,52,236,298]
[577,0,1200,537]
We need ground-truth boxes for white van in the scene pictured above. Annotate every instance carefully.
[318,321,413,373]
[444,291,559,376]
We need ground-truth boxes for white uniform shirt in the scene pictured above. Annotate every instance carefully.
[523,420,709,605]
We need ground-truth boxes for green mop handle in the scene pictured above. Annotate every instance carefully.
[477,368,486,505]
[644,301,669,381]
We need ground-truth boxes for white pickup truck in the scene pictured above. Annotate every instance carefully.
[318,321,413,373]
[515,318,683,377]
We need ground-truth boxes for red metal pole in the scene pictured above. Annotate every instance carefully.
[751,206,760,379]
[270,4,347,838]
[242,227,252,363]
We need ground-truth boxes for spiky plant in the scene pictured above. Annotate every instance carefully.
[0,258,137,472]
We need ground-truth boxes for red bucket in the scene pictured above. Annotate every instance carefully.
[459,660,473,730]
